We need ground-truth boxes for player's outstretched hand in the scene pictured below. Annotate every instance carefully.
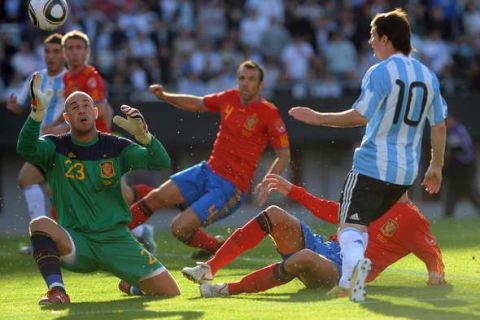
[288,107,320,125]
[29,72,53,121]
[421,164,442,194]
[427,272,447,286]
[264,173,292,197]
[254,180,269,207]
[113,105,152,145]
[149,84,167,101]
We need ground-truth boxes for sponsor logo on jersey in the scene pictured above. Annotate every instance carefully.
[381,219,399,237]
[100,161,115,179]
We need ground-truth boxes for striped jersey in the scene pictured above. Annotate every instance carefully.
[18,68,67,133]
[352,53,448,185]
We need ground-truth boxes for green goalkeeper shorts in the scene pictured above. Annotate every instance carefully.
[61,226,164,287]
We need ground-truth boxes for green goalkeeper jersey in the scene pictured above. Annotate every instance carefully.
[17,116,171,233]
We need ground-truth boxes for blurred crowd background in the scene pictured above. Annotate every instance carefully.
[1,0,480,102]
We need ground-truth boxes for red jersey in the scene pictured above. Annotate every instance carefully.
[64,65,110,133]
[288,185,445,282]
[203,89,289,192]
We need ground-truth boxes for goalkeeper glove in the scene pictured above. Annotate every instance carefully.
[29,72,52,122]
[113,105,152,145]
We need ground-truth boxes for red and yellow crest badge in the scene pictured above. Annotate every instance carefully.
[381,219,399,237]
[244,114,258,131]
[100,161,115,179]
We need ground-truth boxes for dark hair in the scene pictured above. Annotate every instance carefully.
[44,33,63,45]
[238,60,264,82]
[371,8,412,55]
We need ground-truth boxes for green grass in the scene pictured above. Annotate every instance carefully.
[0,218,479,320]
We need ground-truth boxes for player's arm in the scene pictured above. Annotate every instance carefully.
[149,84,208,112]
[288,107,368,128]
[264,173,339,224]
[422,121,446,194]
[255,148,290,206]
[113,105,171,171]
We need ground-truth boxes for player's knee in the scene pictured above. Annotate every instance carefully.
[273,261,296,282]
[286,249,317,271]
[17,175,33,189]
[29,216,56,234]
[264,205,290,224]
[170,217,195,242]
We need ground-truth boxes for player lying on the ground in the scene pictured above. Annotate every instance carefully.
[180,174,446,297]
[17,74,180,305]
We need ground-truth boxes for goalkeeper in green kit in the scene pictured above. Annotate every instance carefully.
[17,73,181,305]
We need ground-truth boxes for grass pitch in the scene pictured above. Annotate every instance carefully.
[0,218,479,320]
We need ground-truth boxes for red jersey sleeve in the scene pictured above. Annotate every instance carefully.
[203,91,225,112]
[288,185,339,224]
[86,71,106,103]
[403,211,445,276]
[266,107,289,149]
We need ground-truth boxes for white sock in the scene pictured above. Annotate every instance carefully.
[131,225,144,238]
[338,227,367,289]
[23,184,47,220]
[362,232,368,253]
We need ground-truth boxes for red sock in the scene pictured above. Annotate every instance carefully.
[208,216,266,275]
[50,207,57,221]
[128,199,154,230]
[132,184,154,202]
[227,263,289,295]
[187,229,222,252]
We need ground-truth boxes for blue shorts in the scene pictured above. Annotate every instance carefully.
[280,222,342,276]
[171,161,246,225]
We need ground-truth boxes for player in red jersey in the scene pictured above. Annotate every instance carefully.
[181,174,446,298]
[128,60,291,259]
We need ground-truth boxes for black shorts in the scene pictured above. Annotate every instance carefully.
[338,171,410,226]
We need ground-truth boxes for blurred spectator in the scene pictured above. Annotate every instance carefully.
[190,42,222,77]
[2,0,480,100]
[259,16,290,59]
[420,29,452,76]
[197,0,227,44]
[281,35,314,82]
[246,0,285,24]
[239,8,269,49]
[444,114,480,218]
[323,31,358,85]
[11,41,39,78]
[129,60,149,90]
[310,73,342,99]
[129,32,157,59]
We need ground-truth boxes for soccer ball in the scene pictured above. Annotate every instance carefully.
[28,0,69,31]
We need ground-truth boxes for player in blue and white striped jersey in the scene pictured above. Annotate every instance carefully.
[6,34,67,254]
[289,8,447,302]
